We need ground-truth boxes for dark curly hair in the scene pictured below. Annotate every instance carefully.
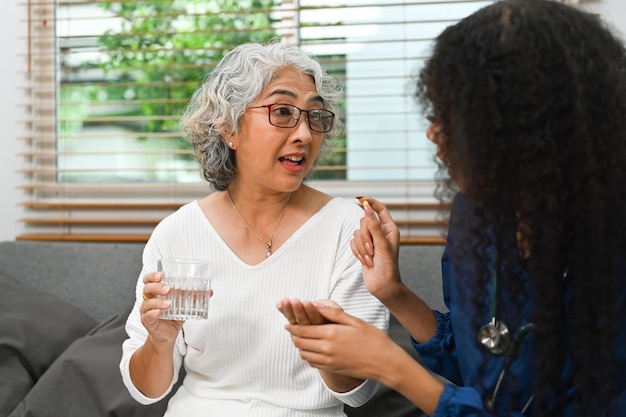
[417,0,626,415]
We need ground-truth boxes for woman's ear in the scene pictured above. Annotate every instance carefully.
[224,131,237,150]
[219,127,237,149]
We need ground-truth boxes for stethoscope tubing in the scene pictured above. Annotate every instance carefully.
[484,323,537,413]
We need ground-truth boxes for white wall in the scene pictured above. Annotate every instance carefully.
[1,1,29,241]
[0,0,624,242]
[584,0,626,39]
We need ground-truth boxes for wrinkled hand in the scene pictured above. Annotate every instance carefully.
[351,197,402,301]
[276,298,341,325]
[284,301,397,381]
[140,271,183,344]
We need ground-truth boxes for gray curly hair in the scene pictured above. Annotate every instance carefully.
[179,41,343,191]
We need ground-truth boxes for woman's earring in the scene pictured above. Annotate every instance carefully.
[228,141,234,148]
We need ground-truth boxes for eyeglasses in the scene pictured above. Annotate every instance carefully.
[249,103,335,133]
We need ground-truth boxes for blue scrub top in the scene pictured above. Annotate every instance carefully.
[411,192,626,417]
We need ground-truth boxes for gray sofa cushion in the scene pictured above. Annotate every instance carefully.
[8,304,182,417]
[0,241,144,322]
[0,272,97,417]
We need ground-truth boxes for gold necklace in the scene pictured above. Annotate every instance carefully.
[226,190,292,258]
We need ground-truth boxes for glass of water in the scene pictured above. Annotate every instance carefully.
[157,258,211,320]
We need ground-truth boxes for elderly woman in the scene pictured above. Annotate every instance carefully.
[119,42,389,416]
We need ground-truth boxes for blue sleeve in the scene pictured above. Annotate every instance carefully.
[410,310,463,386]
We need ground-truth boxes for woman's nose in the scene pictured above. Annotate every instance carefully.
[292,114,314,142]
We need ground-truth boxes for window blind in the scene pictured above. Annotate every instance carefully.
[20,0,493,244]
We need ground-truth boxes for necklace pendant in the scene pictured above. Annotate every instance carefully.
[226,190,291,260]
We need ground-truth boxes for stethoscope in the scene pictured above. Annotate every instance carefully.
[477,253,537,414]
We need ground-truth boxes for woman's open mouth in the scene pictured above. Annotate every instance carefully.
[279,155,305,166]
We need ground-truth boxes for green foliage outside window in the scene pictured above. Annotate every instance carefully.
[96,0,279,133]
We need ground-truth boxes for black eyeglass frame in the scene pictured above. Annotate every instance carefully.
[249,103,335,133]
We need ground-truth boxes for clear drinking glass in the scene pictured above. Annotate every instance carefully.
[157,258,211,320]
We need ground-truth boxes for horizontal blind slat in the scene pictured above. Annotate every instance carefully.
[15,233,446,245]
[21,201,186,209]
[20,218,162,225]
[16,233,152,243]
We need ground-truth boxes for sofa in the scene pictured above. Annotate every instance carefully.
[0,240,446,417]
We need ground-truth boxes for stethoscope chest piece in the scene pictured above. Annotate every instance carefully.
[478,318,511,355]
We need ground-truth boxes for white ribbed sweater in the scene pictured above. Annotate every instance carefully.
[120,198,389,417]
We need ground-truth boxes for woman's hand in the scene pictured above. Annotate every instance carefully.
[351,197,402,302]
[279,299,374,392]
[131,270,201,398]
[352,197,439,345]
[276,297,335,325]
[283,301,444,415]
[284,301,399,382]
[140,271,184,345]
